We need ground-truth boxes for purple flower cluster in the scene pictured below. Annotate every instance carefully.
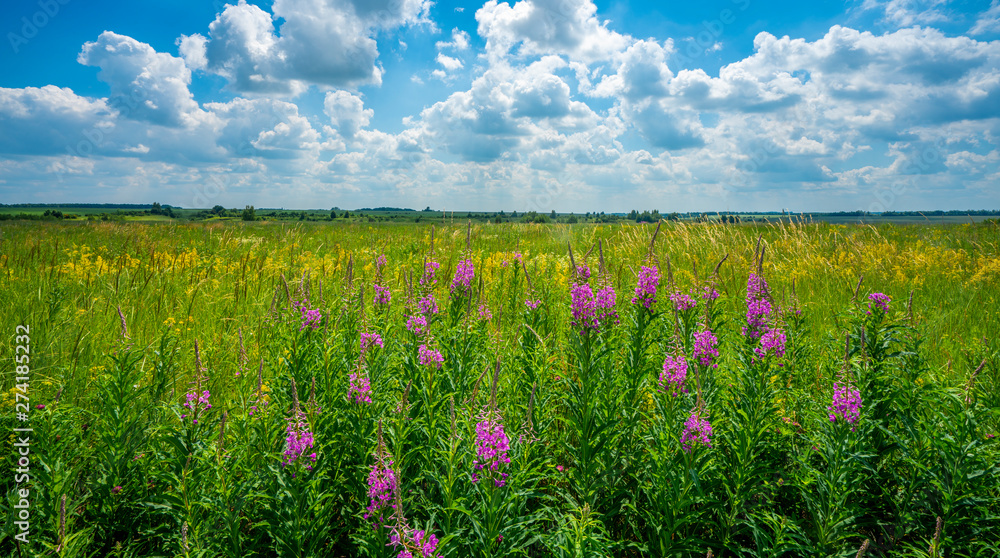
[692,329,719,367]
[680,411,713,452]
[574,264,591,282]
[374,284,392,306]
[376,253,387,271]
[670,291,697,312]
[472,410,511,487]
[364,457,397,523]
[525,298,541,310]
[418,294,438,316]
[755,327,787,360]
[828,381,862,427]
[360,332,383,357]
[390,528,442,558]
[282,412,317,471]
[349,372,372,405]
[867,292,891,315]
[701,285,720,302]
[420,261,440,286]
[570,283,618,332]
[659,354,688,396]
[181,389,211,424]
[297,305,323,331]
[477,304,492,320]
[418,345,444,369]
[631,265,660,309]
[406,315,428,335]
[450,259,475,294]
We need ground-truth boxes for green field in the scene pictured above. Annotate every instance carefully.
[1,220,998,557]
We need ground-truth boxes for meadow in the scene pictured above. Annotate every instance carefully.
[1,219,998,557]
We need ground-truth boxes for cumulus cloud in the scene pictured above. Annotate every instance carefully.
[180,0,433,95]
[971,0,1000,35]
[475,0,630,62]
[78,31,206,128]
[437,28,471,51]
[0,86,115,156]
[323,90,373,140]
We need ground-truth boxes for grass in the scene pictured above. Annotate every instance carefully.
[0,219,997,557]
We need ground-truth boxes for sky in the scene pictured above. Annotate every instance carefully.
[0,0,998,213]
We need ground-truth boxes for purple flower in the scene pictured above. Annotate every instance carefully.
[390,527,442,558]
[525,298,541,309]
[451,259,475,295]
[669,291,697,312]
[742,273,772,340]
[282,411,317,470]
[418,294,438,316]
[349,372,373,405]
[112,485,123,495]
[297,305,323,331]
[867,292,891,315]
[182,389,212,423]
[570,282,618,332]
[680,411,713,452]
[35,404,45,410]
[574,264,591,282]
[701,285,720,302]
[755,327,787,360]
[692,329,719,367]
[420,261,440,286]
[477,304,492,320]
[374,284,392,306]
[472,408,511,487]
[406,315,428,335]
[360,332,384,357]
[376,253,387,271]
[365,455,397,523]
[659,354,688,396]
[418,345,444,369]
[631,265,660,309]
[828,381,862,427]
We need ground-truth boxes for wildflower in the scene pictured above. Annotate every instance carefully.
[743,273,772,340]
[659,354,688,396]
[680,411,713,452]
[406,315,428,335]
[556,465,564,472]
[692,329,719,367]
[670,291,697,312]
[451,259,475,295]
[594,284,618,326]
[525,298,541,309]
[365,457,397,524]
[297,304,323,331]
[701,285,719,302]
[420,261,440,286]
[376,253,387,271]
[867,292,891,315]
[418,345,444,369]
[472,407,511,487]
[477,303,492,320]
[390,527,442,558]
[349,372,373,405]
[283,410,317,471]
[755,327,787,360]
[570,283,598,331]
[631,265,660,309]
[373,284,392,306]
[417,294,438,316]
[111,485,123,495]
[574,264,591,282]
[828,381,862,427]
[360,332,384,358]
[183,390,211,424]
[35,404,45,410]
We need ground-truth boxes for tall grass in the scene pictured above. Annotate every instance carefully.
[1,219,998,557]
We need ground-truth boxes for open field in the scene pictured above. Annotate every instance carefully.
[1,220,998,557]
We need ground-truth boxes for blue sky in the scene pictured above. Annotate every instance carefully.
[1,0,998,212]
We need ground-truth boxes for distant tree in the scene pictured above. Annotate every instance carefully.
[299,211,306,221]
[423,206,432,212]
[566,214,579,224]
[150,202,163,215]
[242,205,256,221]
[330,209,338,219]
[211,205,226,216]
[550,209,557,219]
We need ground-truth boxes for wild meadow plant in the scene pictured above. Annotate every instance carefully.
[2,221,998,557]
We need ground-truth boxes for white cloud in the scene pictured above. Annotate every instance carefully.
[436,53,465,71]
[436,28,471,51]
[78,31,207,128]
[475,0,631,62]
[971,0,1000,35]
[323,91,373,140]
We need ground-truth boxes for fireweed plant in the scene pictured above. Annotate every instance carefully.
[5,222,998,558]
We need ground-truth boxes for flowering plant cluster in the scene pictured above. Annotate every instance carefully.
[348,372,372,405]
[364,456,397,525]
[420,261,440,286]
[472,407,511,487]
[692,329,719,367]
[631,265,660,309]
[406,315,428,336]
[418,344,444,369]
[390,527,442,558]
[360,331,383,357]
[755,327,787,360]
[867,292,891,315]
[743,273,772,340]
[659,354,688,396]
[828,381,862,427]
[282,410,317,472]
[417,294,438,316]
[570,282,618,333]
[451,258,475,295]
[181,390,211,424]
[670,290,697,312]
[680,411,713,452]
[374,284,392,306]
